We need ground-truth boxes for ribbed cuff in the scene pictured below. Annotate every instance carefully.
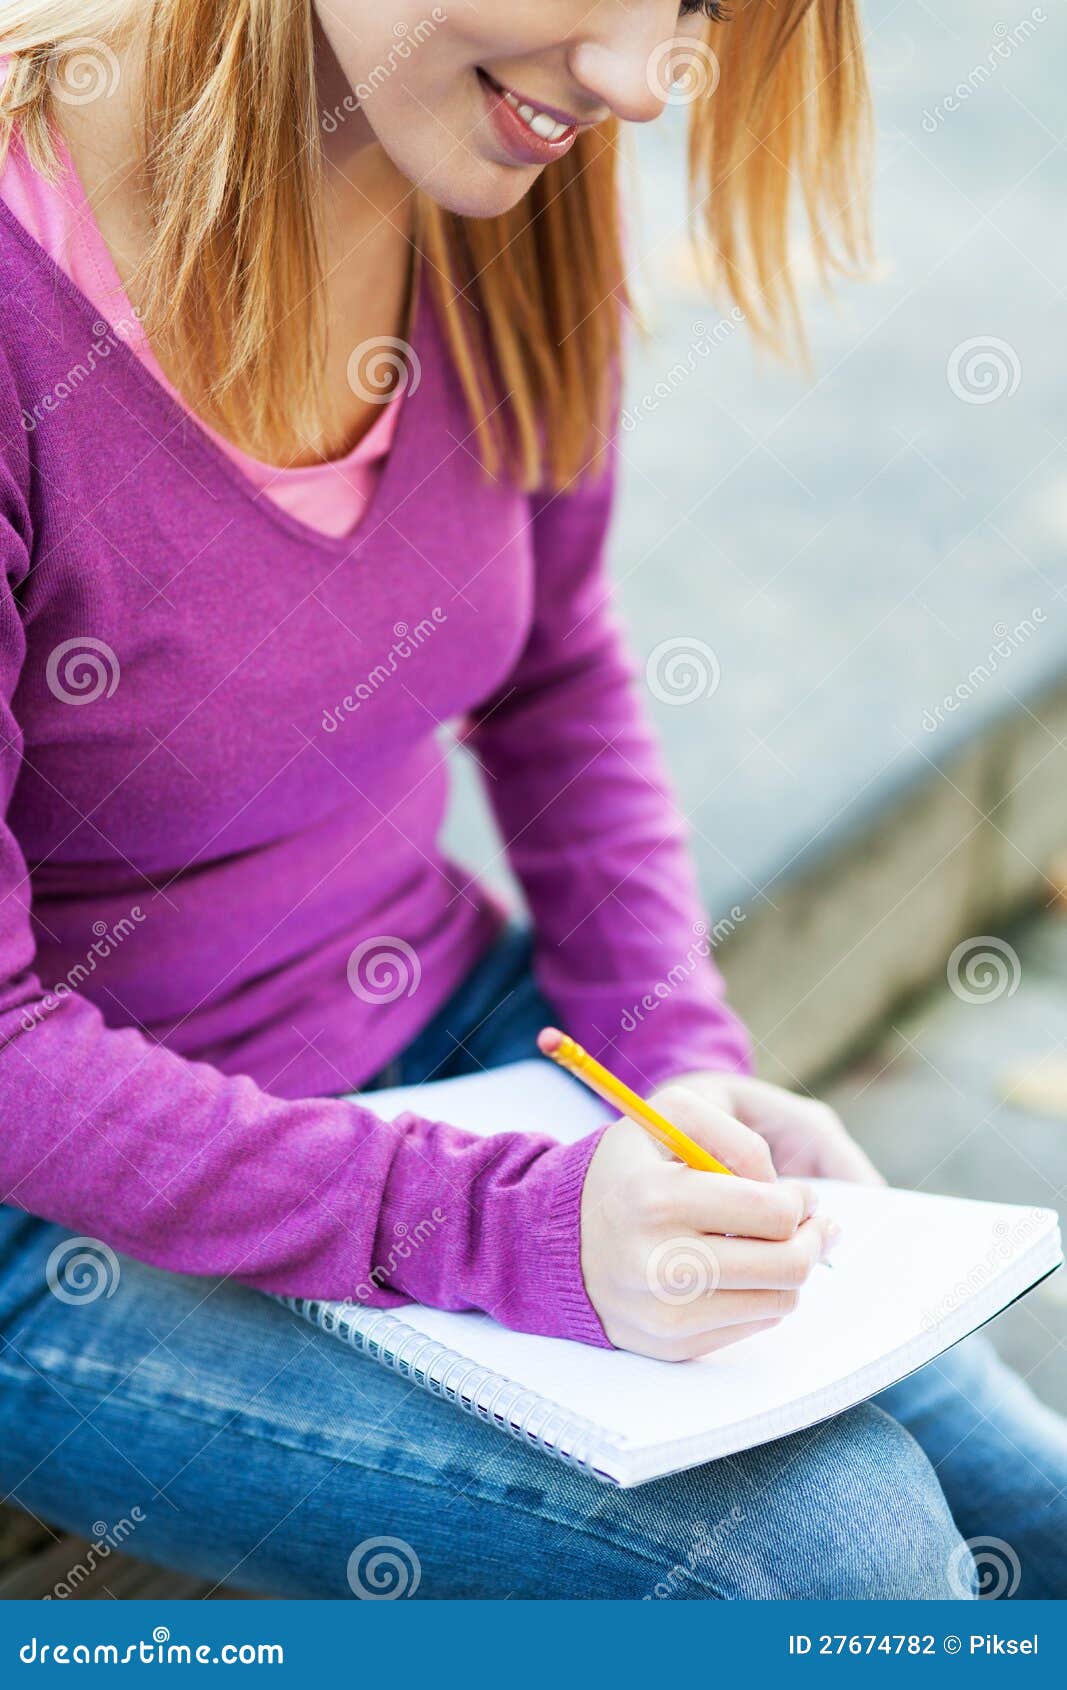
[535,1128,612,1348]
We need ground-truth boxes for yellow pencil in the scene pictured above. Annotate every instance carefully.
[536,1027,734,1176]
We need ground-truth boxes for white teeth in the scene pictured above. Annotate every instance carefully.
[530,112,563,141]
[500,86,571,143]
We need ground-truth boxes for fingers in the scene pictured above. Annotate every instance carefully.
[719,1076,886,1187]
[615,1317,786,1364]
[652,1084,775,1183]
[669,1169,817,1240]
[709,1073,802,1136]
[581,1115,839,1368]
[611,1213,838,1357]
[652,1286,804,1338]
[818,1132,884,1185]
[634,1219,836,1340]
[708,1215,837,1289]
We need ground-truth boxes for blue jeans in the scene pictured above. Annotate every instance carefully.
[1,930,1065,1599]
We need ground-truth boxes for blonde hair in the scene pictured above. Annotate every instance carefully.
[0,0,871,488]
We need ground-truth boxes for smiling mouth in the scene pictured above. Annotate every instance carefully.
[476,68,581,164]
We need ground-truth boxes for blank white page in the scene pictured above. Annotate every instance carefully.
[368,1060,607,1142]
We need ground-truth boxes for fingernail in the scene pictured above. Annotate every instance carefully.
[802,1187,819,1219]
[821,1219,841,1258]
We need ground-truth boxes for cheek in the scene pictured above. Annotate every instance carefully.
[314,5,452,101]
[328,18,471,139]
[314,3,574,215]
[319,3,571,112]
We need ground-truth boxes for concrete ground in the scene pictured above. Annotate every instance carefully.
[445,0,1067,1083]
[615,0,1067,917]
[826,906,1067,1413]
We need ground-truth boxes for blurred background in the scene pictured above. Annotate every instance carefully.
[448,0,1067,1411]
[2,0,1065,1601]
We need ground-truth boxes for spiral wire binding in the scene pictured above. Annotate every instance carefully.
[276,1296,618,1483]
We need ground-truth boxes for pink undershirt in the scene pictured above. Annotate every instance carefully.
[0,126,399,539]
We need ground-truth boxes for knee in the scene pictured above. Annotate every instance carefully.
[653,1403,976,1600]
[761,1403,976,1600]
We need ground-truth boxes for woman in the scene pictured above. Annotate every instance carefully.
[0,1,1063,1600]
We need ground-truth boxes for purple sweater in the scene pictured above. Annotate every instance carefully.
[0,201,751,1345]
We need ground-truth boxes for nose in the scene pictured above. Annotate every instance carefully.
[567,29,673,127]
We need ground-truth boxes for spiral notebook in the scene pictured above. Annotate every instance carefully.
[280,1062,1062,1487]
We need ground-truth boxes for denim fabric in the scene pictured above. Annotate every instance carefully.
[0,928,1063,1599]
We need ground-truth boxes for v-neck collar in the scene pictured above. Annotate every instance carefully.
[0,179,429,560]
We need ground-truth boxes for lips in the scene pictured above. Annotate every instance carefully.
[477,69,580,167]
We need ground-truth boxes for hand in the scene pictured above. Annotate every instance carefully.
[581,1091,839,1361]
[656,1071,884,1186]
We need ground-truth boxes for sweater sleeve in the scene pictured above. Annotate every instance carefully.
[466,441,753,1095]
[0,453,607,1346]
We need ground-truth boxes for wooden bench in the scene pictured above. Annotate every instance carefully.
[0,1505,259,1600]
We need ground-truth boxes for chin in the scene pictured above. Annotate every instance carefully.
[395,147,541,220]
[435,170,541,220]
